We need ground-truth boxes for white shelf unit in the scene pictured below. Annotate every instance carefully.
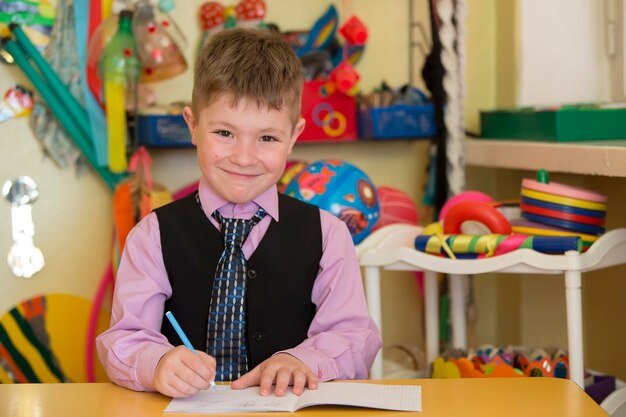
[465,138,626,177]
[357,224,626,388]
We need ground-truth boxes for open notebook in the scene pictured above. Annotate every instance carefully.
[165,382,422,413]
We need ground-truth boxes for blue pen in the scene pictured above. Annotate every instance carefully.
[165,311,216,389]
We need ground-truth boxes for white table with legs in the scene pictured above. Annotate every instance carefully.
[357,224,626,388]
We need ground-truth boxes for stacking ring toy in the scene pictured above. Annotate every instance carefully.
[520,203,605,226]
[522,179,607,203]
[443,201,511,234]
[521,197,605,218]
[521,212,605,235]
[521,188,607,211]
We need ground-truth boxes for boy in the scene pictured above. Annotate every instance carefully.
[96,28,381,399]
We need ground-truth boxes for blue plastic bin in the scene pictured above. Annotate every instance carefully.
[136,114,192,147]
[358,104,435,139]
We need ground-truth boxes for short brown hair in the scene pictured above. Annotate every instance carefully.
[192,28,303,124]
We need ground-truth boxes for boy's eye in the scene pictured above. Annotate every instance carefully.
[215,130,233,138]
[260,135,277,142]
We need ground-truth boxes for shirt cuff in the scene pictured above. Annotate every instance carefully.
[277,347,341,382]
[136,344,173,391]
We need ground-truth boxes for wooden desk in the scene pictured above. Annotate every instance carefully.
[0,378,608,417]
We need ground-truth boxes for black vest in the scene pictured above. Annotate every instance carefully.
[155,192,322,369]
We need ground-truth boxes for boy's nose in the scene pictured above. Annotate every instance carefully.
[231,139,256,165]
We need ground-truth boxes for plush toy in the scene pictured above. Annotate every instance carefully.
[284,159,379,244]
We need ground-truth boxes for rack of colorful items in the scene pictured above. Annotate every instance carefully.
[357,176,626,389]
[431,346,622,405]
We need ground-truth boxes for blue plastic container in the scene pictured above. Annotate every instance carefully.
[136,114,192,147]
[358,104,435,139]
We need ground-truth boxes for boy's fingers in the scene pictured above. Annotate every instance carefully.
[273,368,292,397]
[231,366,261,390]
[258,368,277,396]
[200,353,217,382]
[182,351,216,382]
[291,371,307,395]
[161,358,206,391]
[306,370,318,389]
[167,376,201,397]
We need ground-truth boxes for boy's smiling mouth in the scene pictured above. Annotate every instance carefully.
[223,169,261,179]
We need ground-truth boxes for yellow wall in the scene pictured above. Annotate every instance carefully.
[2,0,622,383]
[0,0,431,374]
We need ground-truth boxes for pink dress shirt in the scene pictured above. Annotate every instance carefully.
[96,179,382,391]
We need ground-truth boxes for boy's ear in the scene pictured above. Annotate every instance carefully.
[182,106,198,145]
[288,117,306,152]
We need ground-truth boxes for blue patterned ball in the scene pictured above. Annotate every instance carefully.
[284,160,379,244]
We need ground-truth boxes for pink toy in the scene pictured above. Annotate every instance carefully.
[372,186,419,231]
[522,178,607,203]
[439,190,493,222]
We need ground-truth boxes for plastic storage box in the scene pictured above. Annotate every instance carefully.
[358,104,435,139]
[480,104,626,142]
[136,114,192,147]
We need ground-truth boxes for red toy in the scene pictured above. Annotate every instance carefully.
[372,186,419,231]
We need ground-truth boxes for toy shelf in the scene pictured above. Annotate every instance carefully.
[356,224,626,388]
[465,137,626,177]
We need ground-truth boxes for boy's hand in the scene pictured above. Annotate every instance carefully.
[154,346,216,398]
[231,353,318,397]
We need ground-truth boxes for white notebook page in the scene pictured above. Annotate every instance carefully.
[165,382,422,413]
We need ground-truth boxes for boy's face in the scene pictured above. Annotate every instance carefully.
[183,94,305,204]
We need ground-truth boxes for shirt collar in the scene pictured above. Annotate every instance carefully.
[197,177,279,221]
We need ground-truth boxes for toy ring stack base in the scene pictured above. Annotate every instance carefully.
[519,179,607,247]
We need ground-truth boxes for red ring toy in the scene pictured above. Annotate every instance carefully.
[439,191,493,221]
[443,201,511,234]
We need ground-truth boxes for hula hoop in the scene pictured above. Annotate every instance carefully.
[86,180,200,382]
[443,201,511,234]
[520,203,605,226]
[521,188,607,211]
[521,212,605,235]
[521,197,605,218]
[85,263,114,382]
[522,179,607,203]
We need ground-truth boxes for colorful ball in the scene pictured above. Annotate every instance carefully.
[372,186,419,231]
[284,159,379,244]
[277,160,308,193]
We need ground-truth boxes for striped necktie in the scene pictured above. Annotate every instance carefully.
[207,207,267,381]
